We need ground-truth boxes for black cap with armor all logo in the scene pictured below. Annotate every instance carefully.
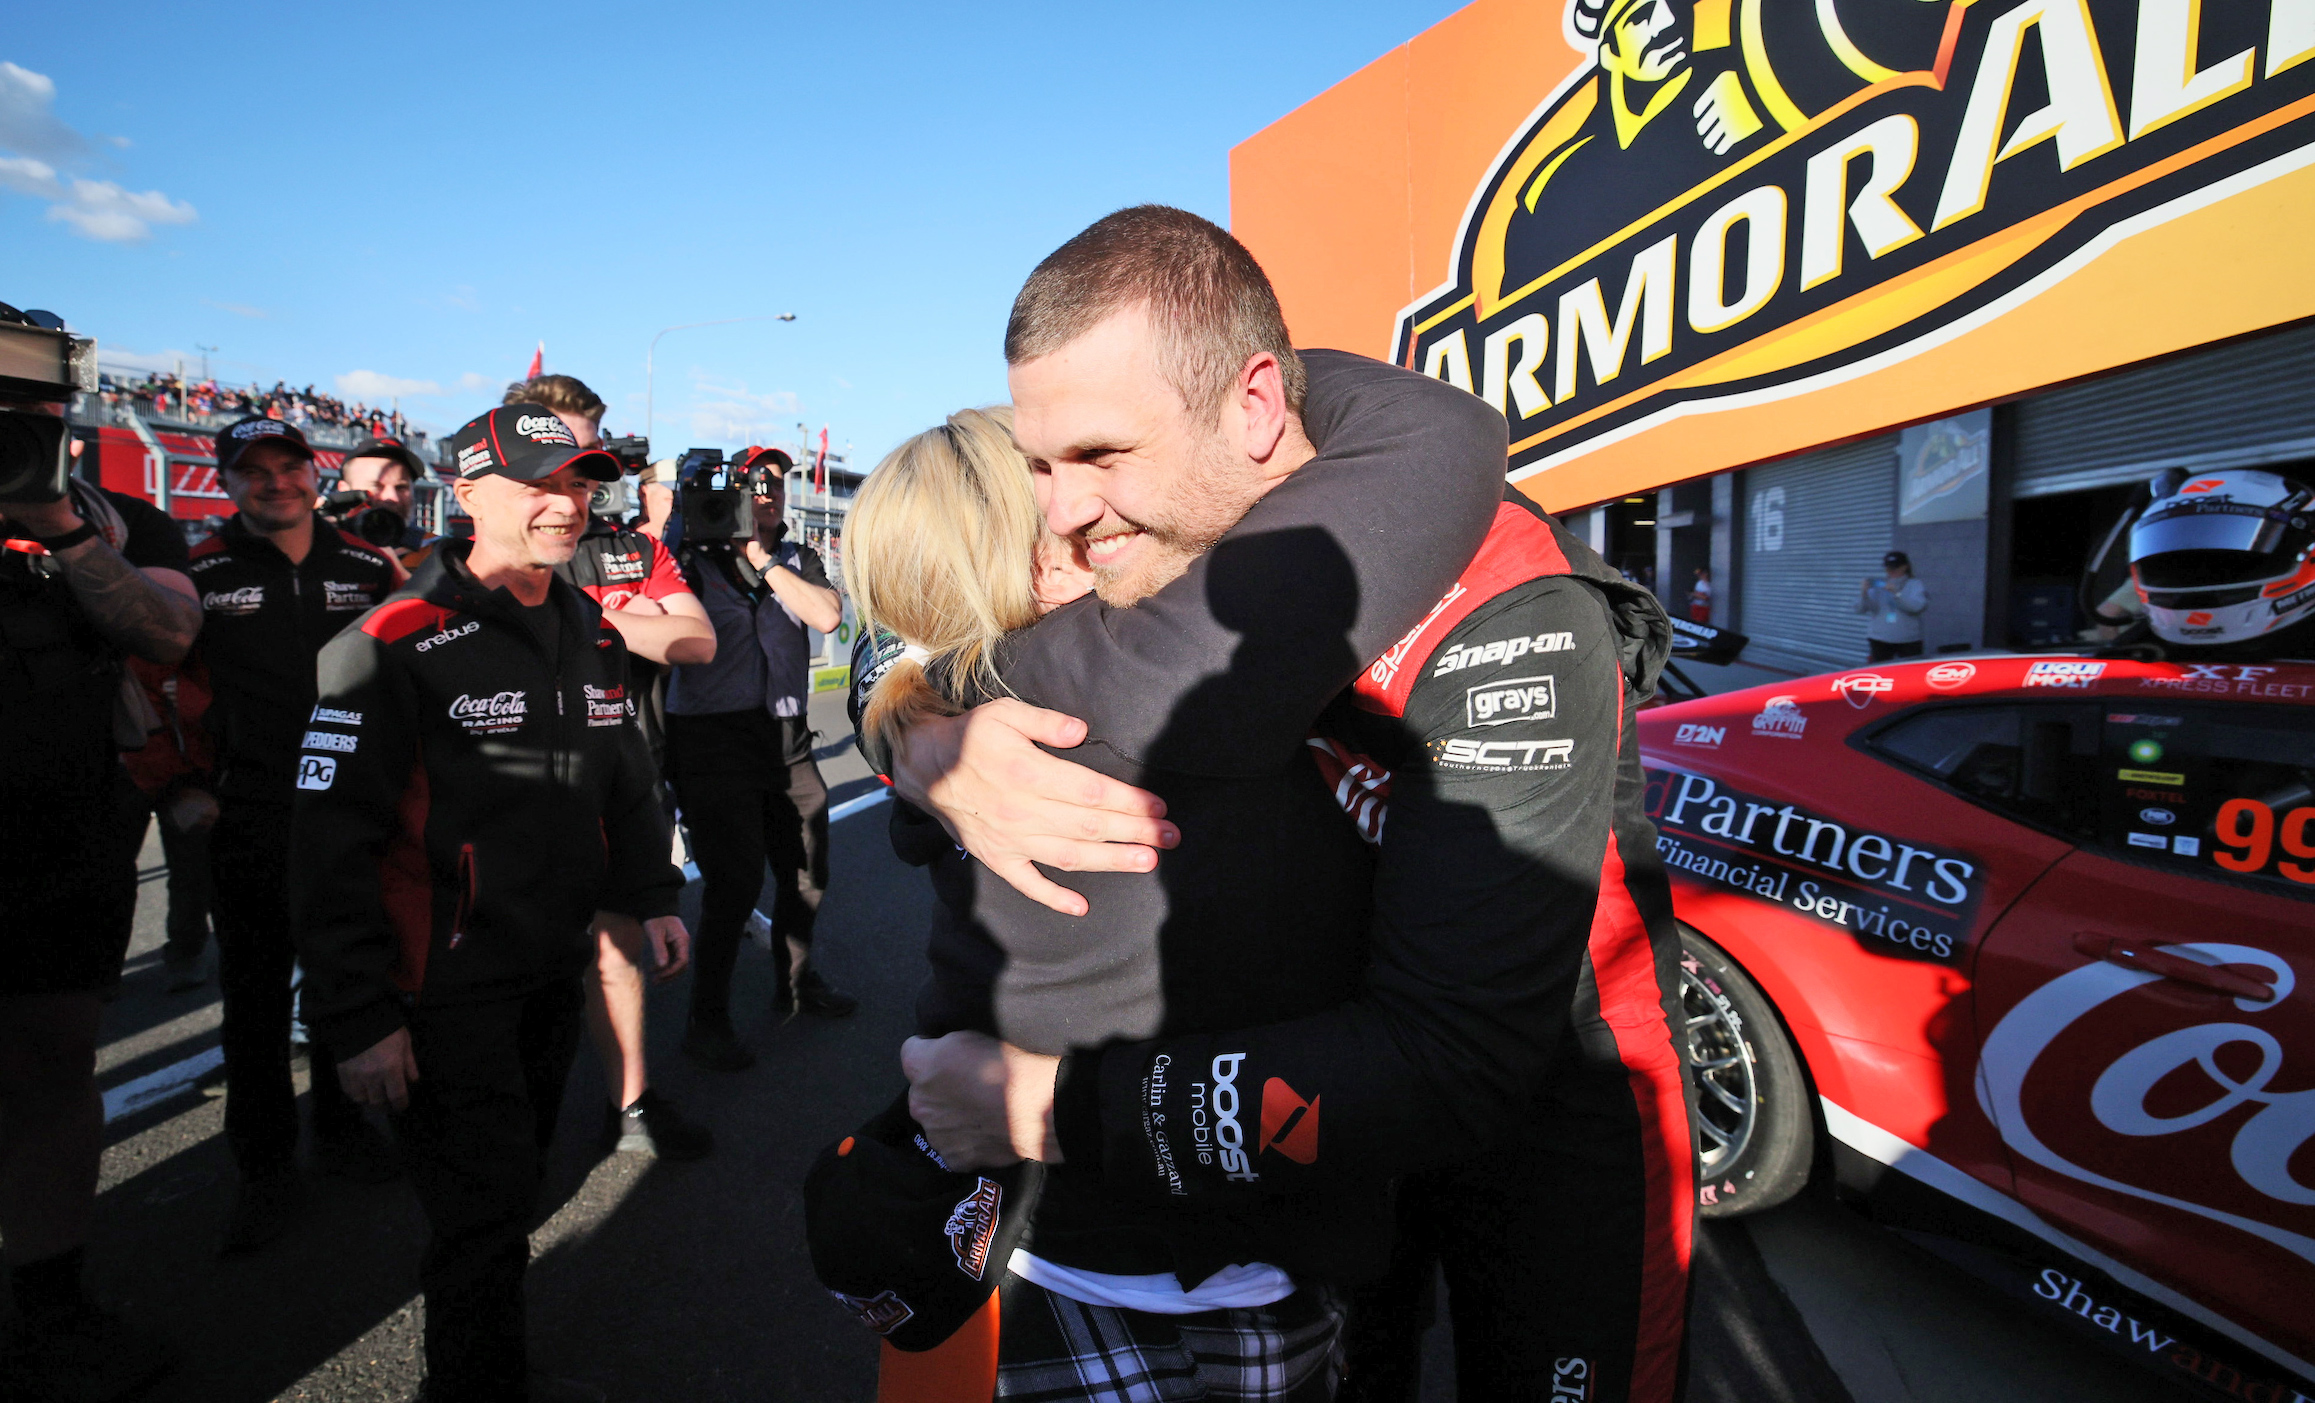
[803,1092,1042,1352]
[450,403,621,483]
[213,416,315,476]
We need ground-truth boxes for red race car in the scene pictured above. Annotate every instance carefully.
[1638,652,2315,1400]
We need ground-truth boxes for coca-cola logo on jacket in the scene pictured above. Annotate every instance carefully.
[1980,945,2313,1268]
[448,690,528,734]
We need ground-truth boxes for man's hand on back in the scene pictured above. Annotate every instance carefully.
[891,699,1177,917]
[901,1031,1062,1169]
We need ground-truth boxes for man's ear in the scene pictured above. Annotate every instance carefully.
[450,476,479,515]
[1231,351,1295,466]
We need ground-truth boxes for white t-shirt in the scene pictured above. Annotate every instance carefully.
[1008,1250,1295,1315]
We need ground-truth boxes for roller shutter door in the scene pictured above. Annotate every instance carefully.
[2013,323,2315,499]
[1738,436,1898,673]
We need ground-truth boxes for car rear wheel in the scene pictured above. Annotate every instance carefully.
[1680,928,1814,1218]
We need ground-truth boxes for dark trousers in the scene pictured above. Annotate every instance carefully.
[392,979,585,1402]
[114,780,213,961]
[211,799,357,1175]
[1867,638,1924,663]
[667,710,828,1023]
[1342,943,1694,1403]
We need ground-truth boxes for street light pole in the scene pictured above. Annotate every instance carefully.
[644,312,797,445]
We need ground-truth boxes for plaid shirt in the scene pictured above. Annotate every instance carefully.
[996,1275,1345,1403]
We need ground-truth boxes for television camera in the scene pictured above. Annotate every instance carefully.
[0,304,97,506]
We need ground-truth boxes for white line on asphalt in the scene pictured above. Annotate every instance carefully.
[829,786,893,822]
[102,1046,224,1124]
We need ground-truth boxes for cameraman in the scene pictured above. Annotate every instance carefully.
[667,447,853,1071]
[2,445,199,1396]
[328,434,431,554]
[505,373,716,1161]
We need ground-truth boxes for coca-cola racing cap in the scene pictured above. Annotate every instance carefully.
[450,404,621,484]
[214,416,315,476]
[803,1091,1042,1352]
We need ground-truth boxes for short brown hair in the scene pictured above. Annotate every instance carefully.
[503,373,606,422]
[1004,205,1304,420]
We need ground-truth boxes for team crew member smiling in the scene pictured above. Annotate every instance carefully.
[291,404,689,1403]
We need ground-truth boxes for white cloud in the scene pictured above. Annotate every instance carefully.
[0,61,195,243]
[456,371,495,392]
[337,370,443,401]
[98,345,203,375]
[688,377,802,445]
[0,62,85,162]
[203,299,268,320]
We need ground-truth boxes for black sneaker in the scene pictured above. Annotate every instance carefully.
[0,1302,176,1403]
[313,1116,402,1183]
[792,968,858,1019]
[680,1018,756,1072]
[604,1088,715,1160]
[219,1168,305,1257]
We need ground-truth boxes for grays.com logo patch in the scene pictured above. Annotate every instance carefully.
[1467,675,1556,728]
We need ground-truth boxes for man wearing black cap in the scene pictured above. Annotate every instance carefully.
[184,415,407,1255]
[1859,549,1928,662]
[332,434,432,554]
[291,404,689,1403]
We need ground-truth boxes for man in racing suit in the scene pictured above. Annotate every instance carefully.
[187,415,407,1255]
[878,210,1688,1398]
[291,404,688,1403]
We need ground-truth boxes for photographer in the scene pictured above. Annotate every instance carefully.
[326,434,431,555]
[1,303,199,1397]
[187,416,408,1255]
[667,446,853,1072]
[505,373,716,1161]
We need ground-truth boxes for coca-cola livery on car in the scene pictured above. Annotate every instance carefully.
[1639,653,2315,1400]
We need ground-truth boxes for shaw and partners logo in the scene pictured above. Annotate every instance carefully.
[1646,766,1983,960]
[1395,0,2315,476]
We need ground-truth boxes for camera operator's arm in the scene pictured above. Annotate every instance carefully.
[1,493,201,664]
[748,538,843,634]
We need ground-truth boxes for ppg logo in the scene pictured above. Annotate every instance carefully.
[296,756,337,791]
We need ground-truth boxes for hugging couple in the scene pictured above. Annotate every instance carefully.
[813,205,1695,1403]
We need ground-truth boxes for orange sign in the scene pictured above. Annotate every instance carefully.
[1233,0,2315,511]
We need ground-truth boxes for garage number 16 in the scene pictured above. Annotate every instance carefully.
[2214,800,2315,883]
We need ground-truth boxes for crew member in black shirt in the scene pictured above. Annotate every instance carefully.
[187,416,406,1255]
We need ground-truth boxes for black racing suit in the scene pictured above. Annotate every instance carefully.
[184,513,402,1176]
[860,363,1692,1400]
[290,540,680,1400]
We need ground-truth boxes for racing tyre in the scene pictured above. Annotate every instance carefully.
[1679,928,1813,1218]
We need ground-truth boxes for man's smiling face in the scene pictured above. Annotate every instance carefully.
[1008,304,1268,606]
[455,465,594,570]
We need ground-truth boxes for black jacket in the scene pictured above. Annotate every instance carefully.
[290,541,681,1057]
[185,513,402,803]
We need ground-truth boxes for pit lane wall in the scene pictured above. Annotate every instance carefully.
[1230,0,2315,515]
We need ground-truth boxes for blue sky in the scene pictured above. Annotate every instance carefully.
[5,1,1460,465]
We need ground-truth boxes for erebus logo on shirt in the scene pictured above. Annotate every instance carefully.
[202,585,264,615]
[415,620,479,652]
[1467,674,1556,727]
[448,690,527,733]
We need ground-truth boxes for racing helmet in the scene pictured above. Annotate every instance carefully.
[2129,467,2315,646]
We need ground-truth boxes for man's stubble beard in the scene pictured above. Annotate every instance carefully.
[1090,431,1269,607]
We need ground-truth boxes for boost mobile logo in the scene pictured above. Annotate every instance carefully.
[1391,0,2315,476]
[1210,1053,1258,1182]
